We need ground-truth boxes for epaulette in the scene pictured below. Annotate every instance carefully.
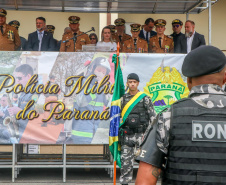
[150,35,156,39]
[125,33,132,37]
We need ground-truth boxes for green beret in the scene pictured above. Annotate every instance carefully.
[127,73,140,82]
[182,46,226,77]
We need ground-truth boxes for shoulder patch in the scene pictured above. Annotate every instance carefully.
[167,35,173,39]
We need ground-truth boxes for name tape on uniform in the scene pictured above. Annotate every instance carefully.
[192,120,226,142]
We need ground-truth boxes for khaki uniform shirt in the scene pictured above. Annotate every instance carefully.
[149,35,174,53]
[122,37,148,53]
[60,30,90,52]
[112,33,131,52]
[0,24,21,51]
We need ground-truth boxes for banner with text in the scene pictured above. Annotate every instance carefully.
[0,52,187,144]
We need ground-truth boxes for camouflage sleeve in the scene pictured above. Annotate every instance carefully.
[143,96,156,124]
[136,108,171,167]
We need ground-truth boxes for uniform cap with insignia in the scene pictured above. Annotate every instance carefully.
[127,73,140,82]
[8,20,20,29]
[182,45,226,77]
[154,19,166,26]
[108,25,116,33]
[130,23,141,32]
[68,16,80,24]
[114,18,125,26]
[172,19,183,25]
[47,25,55,33]
[0,8,7,17]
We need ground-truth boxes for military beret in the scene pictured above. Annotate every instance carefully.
[127,73,140,82]
[172,19,183,25]
[154,19,166,26]
[47,25,55,33]
[114,18,125,26]
[182,45,226,77]
[8,20,20,29]
[130,23,141,32]
[0,8,7,17]
[108,25,116,33]
[68,16,80,24]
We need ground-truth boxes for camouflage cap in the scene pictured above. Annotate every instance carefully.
[8,20,20,29]
[47,25,55,33]
[68,16,80,24]
[130,23,141,32]
[108,25,116,33]
[172,19,183,25]
[154,19,166,26]
[114,18,125,26]
[127,73,140,82]
[182,45,226,77]
[0,8,7,17]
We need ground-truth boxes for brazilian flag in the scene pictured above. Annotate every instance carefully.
[109,54,125,168]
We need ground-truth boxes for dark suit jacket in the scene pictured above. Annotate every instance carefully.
[175,31,206,53]
[26,31,55,51]
[139,29,157,43]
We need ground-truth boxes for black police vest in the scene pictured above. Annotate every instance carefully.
[162,98,226,185]
[121,94,148,128]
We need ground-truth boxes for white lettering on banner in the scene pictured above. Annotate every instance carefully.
[192,121,226,142]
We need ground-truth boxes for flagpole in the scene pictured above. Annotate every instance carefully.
[113,42,120,185]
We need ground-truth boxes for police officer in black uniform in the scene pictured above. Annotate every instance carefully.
[119,73,156,185]
[136,45,226,185]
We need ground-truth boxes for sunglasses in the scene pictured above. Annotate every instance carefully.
[90,38,96,40]
[173,25,180,28]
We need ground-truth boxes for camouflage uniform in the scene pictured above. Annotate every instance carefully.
[120,92,156,184]
[137,84,226,184]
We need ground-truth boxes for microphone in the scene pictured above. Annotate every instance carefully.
[91,27,95,32]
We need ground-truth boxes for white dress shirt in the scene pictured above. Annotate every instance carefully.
[187,31,195,53]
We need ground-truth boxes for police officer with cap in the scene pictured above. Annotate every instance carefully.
[170,19,184,52]
[112,18,131,51]
[136,45,226,185]
[122,24,148,53]
[119,73,156,185]
[46,25,60,51]
[8,20,27,51]
[149,19,174,53]
[0,8,21,51]
[60,16,90,52]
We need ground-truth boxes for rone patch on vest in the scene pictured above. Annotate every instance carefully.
[192,120,226,142]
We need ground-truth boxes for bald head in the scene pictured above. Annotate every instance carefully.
[187,66,226,90]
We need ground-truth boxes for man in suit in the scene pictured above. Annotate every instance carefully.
[170,19,184,51]
[46,25,60,51]
[175,20,206,53]
[139,18,157,44]
[27,17,55,51]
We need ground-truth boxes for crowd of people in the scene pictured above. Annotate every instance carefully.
[0,8,206,53]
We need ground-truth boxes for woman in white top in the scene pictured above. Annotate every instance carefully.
[96,26,117,52]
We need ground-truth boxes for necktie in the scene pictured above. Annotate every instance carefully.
[159,37,162,48]
[0,26,3,34]
[134,39,137,52]
[119,35,122,42]
[74,32,77,36]
[38,32,43,51]
[146,32,149,43]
